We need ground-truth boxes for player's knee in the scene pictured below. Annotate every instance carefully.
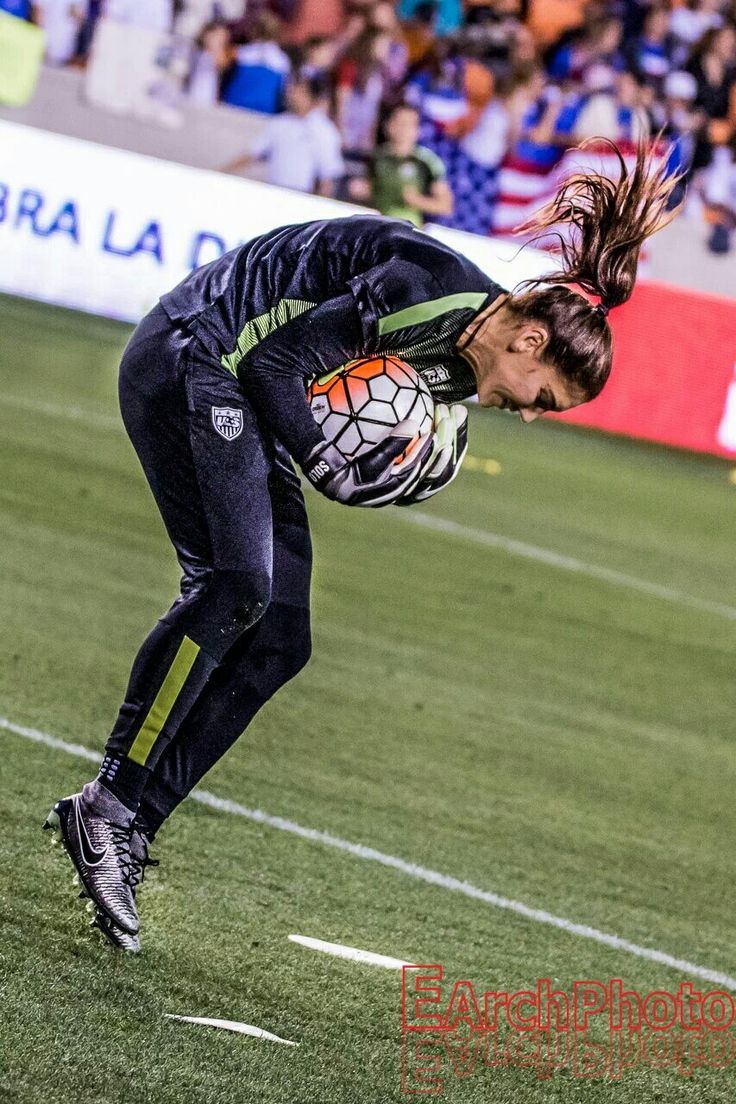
[210,568,272,641]
[229,569,273,631]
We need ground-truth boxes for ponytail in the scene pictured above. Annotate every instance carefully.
[509,140,680,400]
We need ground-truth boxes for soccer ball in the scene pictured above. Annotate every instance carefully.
[308,356,434,465]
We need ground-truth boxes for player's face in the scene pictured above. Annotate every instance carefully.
[387,109,420,153]
[475,358,585,422]
[458,302,587,421]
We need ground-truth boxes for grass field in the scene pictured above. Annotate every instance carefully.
[1,293,736,1103]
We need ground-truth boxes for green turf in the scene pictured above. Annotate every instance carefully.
[1,293,735,1103]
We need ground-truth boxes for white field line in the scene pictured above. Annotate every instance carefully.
[5,714,736,991]
[288,934,410,969]
[2,389,733,621]
[404,511,736,622]
[164,1014,298,1046]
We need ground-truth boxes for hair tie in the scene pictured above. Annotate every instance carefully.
[595,303,610,318]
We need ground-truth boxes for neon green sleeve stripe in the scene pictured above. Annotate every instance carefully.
[377,292,488,336]
[127,635,200,767]
[220,298,316,377]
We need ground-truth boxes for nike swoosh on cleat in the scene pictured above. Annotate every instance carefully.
[74,800,109,866]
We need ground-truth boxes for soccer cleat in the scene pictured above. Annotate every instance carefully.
[91,825,158,953]
[43,794,140,935]
[91,911,141,953]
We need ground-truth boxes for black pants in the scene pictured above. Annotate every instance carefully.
[105,305,312,833]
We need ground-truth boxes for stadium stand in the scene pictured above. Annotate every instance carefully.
[1,0,735,287]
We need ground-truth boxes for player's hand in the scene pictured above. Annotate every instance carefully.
[303,421,433,508]
[394,403,468,506]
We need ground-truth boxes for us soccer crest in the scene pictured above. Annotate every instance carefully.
[212,406,243,441]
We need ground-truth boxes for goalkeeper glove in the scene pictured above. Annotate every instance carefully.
[395,403,468,506]
[303,420,432,507]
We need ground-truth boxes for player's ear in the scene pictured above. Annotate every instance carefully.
[510,323,548,356]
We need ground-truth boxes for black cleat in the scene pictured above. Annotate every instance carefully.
[44,794,139,935]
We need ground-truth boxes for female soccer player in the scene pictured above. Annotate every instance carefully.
[45,144,676,951]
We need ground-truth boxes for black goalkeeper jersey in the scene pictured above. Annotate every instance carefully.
[160,215,506,464]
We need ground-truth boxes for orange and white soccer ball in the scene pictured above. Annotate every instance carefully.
[308,356,434,467]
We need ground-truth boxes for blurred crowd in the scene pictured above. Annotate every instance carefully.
[5,0,736,251]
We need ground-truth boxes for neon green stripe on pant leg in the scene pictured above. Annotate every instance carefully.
[127,635,201,767]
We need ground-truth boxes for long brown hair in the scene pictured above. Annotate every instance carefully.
[509,141,679,400]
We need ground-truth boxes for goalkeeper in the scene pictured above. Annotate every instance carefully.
[45,145,677,951]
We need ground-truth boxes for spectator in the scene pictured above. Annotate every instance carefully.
[20,0,736,264]
[574,65,650,142]
[302,77,345,194]
[625,6,674,91]
[85,0,174,117]
[335,28,389,152]
[516,81,583,167]
[492,74,583,235]
[443,84,509,232]
[686,24,736,167]
[657,69,702,190]
[223,75,344,194]
[548,16,624,83]
[221,12,291,114]
[703,137,736,251]
[75,0,100,58]
[504,62,547,142]
[350,101,453,224]
[670,0,724,66]
[401,1,446,65]
[174,1,244,41]
[422,58,504,233]
[408,42,467,130]
[187,19,231,105]
[687,24,736,121]
[453,84,509,170]
[297,34,338,81]
[32,0,88,64]
[367,0,409,85]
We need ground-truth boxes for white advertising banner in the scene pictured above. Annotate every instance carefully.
[0,120,554,323]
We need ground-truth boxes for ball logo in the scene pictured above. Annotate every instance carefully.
[212,407,243,441]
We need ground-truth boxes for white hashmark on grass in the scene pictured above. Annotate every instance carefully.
[403,511,736,622]
[288,934,411,968]
[5,714,736,991]
[164,1014,298,1046]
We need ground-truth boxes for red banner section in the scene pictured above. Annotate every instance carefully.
[555,281,736,458]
